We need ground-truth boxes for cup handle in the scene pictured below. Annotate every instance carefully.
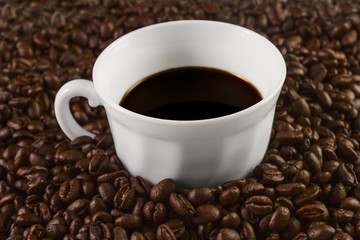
[55,79,102,140]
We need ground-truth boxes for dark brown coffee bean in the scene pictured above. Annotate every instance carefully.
[338,142,358,162]
[187,187,215,206]
[156,224,176,240]
[332,231,354,240]
[221,212,241,229]
[97,170,130,184]
[16,207,43,226]
[89,221,111,239]
[58,149,85,164]
[268,206,291,232]
[113,226,128,240]
[263,169,284,185]
[239,220,256,240]
[132,197,145,217]
[245,195,273,215]
[291,232,308,240]
[337,163,358,186]
[294,184,321,206]
[332,209,354,224]
[89,151,109,176]
[98,183,116,204]
[241,183,265,197]
[219,186,240,207]
[59,178,81,203]
[317,90,333,108]
[304,151,322,174]
[296,202,328,222]
[114,184,136,210]
[340,197,360,212]
[292,98,311,117]
[67,199,89,215]
[276,130,304,145]
[150,178,176,203]
[92,211,112,223]
[307,224,335,240]
[281,217,302,239]
[276,183,306,197]
[143,200,155,221]
[153,202,167,226]
[45,217,68,239]
[216,228,241,240]
[115,214,142,230]
[169,193,195,217]
[192,204,220,224]
[0,213,10,235]
[163,219,185,239]
[131,231,146,240]
[329,183,347,207]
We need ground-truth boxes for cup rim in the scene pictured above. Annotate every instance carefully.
[93,20,287,126]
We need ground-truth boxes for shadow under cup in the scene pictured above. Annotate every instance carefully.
[93,20,287,187]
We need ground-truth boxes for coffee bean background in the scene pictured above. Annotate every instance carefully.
[1,0,360,239]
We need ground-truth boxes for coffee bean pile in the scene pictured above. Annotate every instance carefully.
[1,0,360,239]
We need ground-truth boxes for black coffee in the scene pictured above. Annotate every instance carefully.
[119,66,262,120]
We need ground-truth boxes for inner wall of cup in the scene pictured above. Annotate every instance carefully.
[94,21,285,107]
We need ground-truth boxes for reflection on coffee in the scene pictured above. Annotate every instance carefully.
[119,66,262,120]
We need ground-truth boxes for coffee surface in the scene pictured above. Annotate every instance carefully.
[119,67,262,120]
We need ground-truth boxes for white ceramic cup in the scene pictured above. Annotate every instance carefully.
[55,20,286,187]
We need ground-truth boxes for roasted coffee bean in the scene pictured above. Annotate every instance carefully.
[97,170,130,184]
[241,183,265,197]
[131,231,146,240]
[294,184,321,206]
[296,202,328,222]
[150,178,176,203]
[340,197,360,212]
[245,196,273,215]
[221,212,241,229]
[115,214,142,230]
[337,163,358,186]
[114,184,136,210]
[239,220,256,240]
[69,218,81,236]
[276,183,306,197]
[192,204,220,224]
[332,231,354,240]
[45,217,68,239]
[89,221,111,239]
[58,149,84,164]
[113,226,128,240]
[156,224,176,240]
[332,209,354,224]
[162,219,185,239]
[268,206,291,232]
[67,199,89,216]
[132,197,145,217]
[276,130,304,145]
[307,224,335,240]
[281,216,302,239]
[219,186,240,207]
[169,193,195,217]
[59,178,81,203]
[216,228,241,240]
[98,183,116,204]
[263,169,284,185]
[329,183,347,207]
[187,187,213,205]
[89,151,109,176]
[153,202,167,226]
